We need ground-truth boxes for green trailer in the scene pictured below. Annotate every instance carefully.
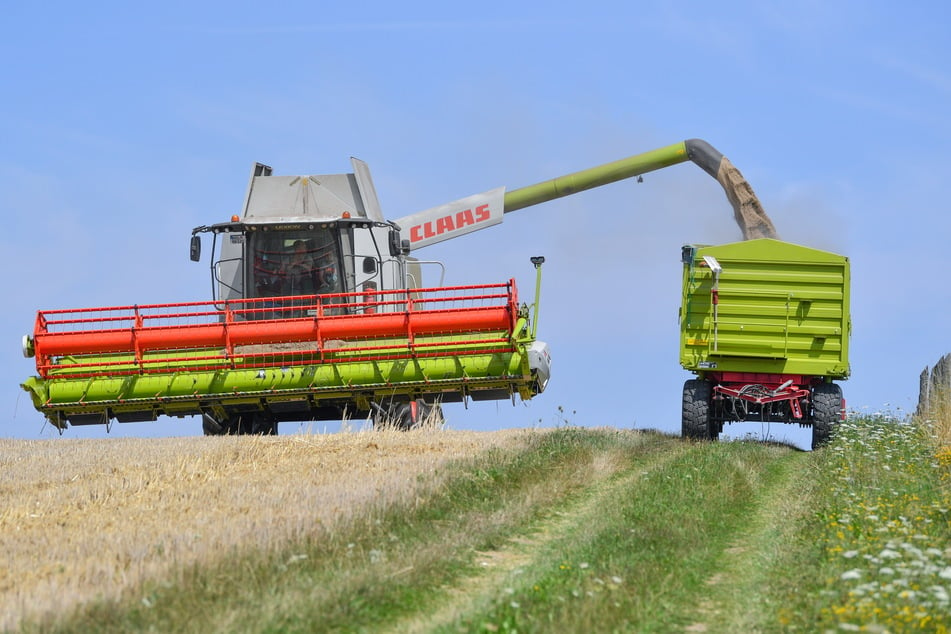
[679,239,850,449]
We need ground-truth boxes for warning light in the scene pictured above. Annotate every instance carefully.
[342,211,351,219]
[231,215,240,222]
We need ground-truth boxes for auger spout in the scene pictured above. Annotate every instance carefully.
[502,139,779,240]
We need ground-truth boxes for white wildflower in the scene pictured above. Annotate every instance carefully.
[840,569,862,580]
[931,585,950,603]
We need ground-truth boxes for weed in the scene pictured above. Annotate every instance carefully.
[780,412,951,632]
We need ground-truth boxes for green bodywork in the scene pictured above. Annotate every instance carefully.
[680,239,850,379]
[503,142,692,212]
[21,322,542,430]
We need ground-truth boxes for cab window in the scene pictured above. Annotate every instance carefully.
[249,230,342,299]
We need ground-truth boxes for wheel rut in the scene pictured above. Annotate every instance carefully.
[386,437,689,634]
[683,451,809,633]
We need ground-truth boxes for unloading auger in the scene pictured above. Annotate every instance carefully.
[21,139,773,434]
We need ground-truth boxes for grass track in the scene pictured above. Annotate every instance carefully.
[17,429,819,633]
[683,447,810,632]
[449,436,808,633]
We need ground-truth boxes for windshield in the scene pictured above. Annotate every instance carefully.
[249,229,343,299]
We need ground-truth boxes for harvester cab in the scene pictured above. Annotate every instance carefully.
[190,159,409,308]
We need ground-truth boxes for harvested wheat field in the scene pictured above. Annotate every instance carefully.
[0,427,542,630]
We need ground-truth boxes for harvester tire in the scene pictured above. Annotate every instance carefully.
[682,379,714,441]
[202,414,277,436]
[373,400,444,431]
[250,415,278,435]
[811,383,842,450]
[201,412,226,435]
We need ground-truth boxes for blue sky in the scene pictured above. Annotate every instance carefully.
[3,2,949,447]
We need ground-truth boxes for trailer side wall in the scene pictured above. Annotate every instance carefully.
[680,239,850,379]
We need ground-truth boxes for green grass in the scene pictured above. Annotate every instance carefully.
[444,439,802,633]
[16,418,950,633]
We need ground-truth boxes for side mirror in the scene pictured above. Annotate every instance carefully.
[190,235,201,262]
[388,229,410,256]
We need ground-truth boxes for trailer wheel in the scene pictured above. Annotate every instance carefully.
[682,379,715,441]
[811,383,842,450]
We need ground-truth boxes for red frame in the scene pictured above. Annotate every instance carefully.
[31,281,521,378]
[709,372,820,420]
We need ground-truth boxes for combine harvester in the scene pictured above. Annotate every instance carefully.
[21,139,844,440]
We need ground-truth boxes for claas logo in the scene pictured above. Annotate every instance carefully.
[409,204,492,242]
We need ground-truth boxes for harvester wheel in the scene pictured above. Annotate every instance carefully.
[250,415,278,435]
[811,383,842,450]
[417,401,445,428]
[202,414,276,435]
[373,400,444,431]
[202,415,225,436]
[682,379,714,441]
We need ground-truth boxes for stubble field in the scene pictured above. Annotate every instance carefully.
[0,428,538,631]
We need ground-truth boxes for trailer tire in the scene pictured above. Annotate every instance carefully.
[682,379,715,441]
[811,383,842,450]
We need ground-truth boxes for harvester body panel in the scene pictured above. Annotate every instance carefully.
[680,239,851,379]
[395,188,505,250]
